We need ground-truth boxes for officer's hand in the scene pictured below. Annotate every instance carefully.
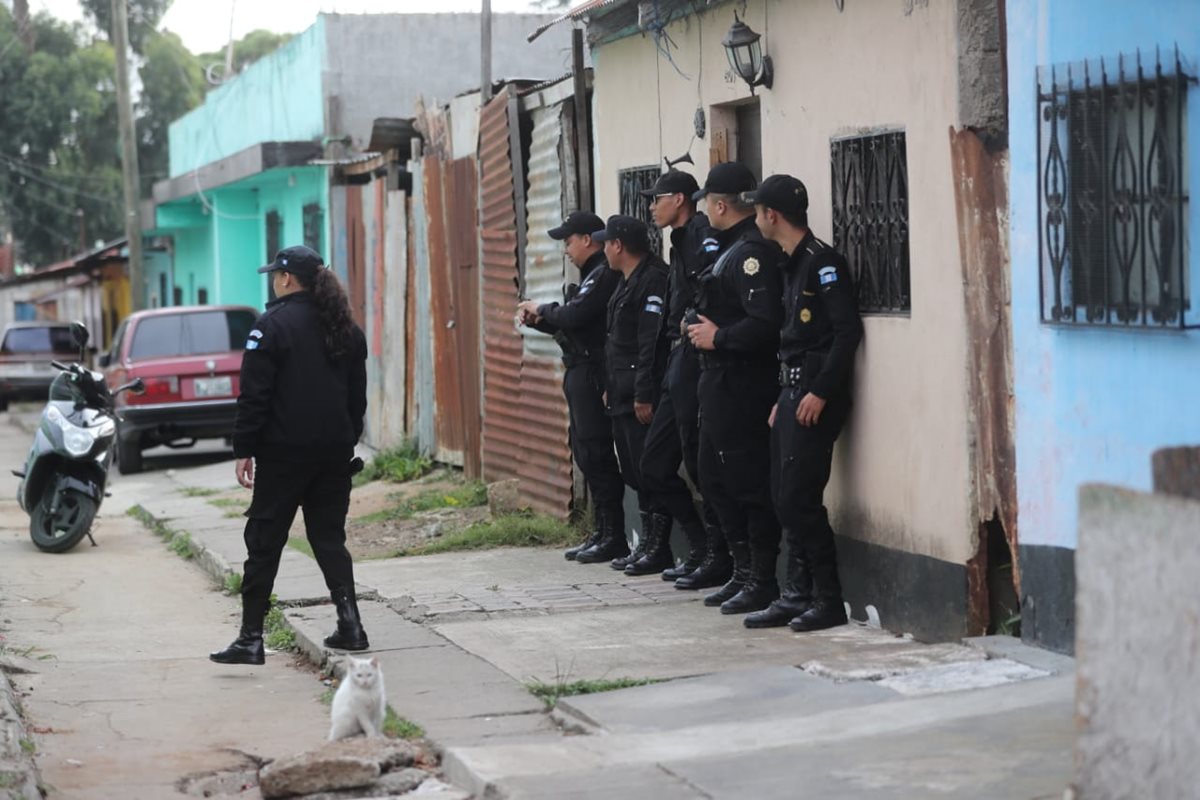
[517,300,538,319]
[236,457,255,489]
[796,393,826,427]
[687,315,719,351]
[768,403,778,428]
[634,401,653,425]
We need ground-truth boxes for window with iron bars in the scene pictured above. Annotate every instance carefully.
[1038,49,1193,328]
[303,202,324,255]
[831,131,911,314]
[618,166,664,256]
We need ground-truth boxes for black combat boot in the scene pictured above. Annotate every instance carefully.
[789,553,847,632]
[575,508,629,564]
[325,587,370,651]
[609,511,651,571]
[720,548,780,615]
[704,535,749,607]
[675,521,733,590]
[661,517,706,581]
[626,513,676,576]
[564,519,602,561]
[745,547,813,628]
[210,594,268,665]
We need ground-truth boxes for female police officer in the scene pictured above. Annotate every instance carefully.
[211,245,370,665]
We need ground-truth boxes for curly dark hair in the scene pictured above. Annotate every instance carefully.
[294,267,357,359]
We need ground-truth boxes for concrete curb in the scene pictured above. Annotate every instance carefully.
[128,504,238,589]
[0,668,43,800]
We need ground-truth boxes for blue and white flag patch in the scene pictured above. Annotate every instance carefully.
[819,266,838,286]
[645,302,663,314]
[245,339,259,350]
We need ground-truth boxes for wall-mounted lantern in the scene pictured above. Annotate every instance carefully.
[721,12,773,93]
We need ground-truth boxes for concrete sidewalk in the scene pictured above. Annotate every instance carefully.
[127,456,1075,799]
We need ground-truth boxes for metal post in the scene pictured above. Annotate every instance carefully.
[572,28,592,212]
[481,0,493,103]
[111,0,144,311]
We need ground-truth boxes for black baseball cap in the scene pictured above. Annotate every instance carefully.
[591,214,651,251]
[742,174,809,217]
[692,161,757,201]
[639,170,700,199]
[258,245,325,277]
[548,211,605,240]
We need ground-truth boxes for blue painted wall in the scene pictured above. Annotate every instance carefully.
[167,19,326,177]
[1009,0,1200,551]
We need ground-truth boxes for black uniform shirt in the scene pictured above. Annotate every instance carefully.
[604,254,669,415]
[232,292,368,460]
[695,215,784,359]
[533,250,619,363]
[664,212,711,342]
[780,231,864,399]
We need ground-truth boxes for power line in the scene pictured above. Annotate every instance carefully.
[0,157,119,203]
[0,151,117,185]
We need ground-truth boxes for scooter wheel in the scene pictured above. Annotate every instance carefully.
[30,489,97,553]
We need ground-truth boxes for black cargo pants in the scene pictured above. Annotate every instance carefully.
[640,343,707,528]
[240,457,357,619]
[564,361,625,515]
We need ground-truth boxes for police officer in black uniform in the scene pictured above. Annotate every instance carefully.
[517,211,625,563]
[742,175,863,632]
[686,162,785,616]
[588,215,672,570]
[637,170,732,589]
[211,245,370,665]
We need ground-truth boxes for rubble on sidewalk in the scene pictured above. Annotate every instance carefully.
[258,737,434,799]
[0,660,41,800]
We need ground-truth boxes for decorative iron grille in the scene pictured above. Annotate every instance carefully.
[831,131,911,314]
[618,166,663,256]
[265,210,281,261]
[1037,49,1193,327]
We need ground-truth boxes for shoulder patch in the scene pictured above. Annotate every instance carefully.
[743,257,760,276]
[644,302,663,314]
[245,339,260,350]
[249,330,264,340]
[647,295,663,304]
[818,266,839,286]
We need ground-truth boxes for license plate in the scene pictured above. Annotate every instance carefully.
[194,376,232,398]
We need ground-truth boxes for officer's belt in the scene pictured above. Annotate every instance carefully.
[779,364,804,387]
[699,351,775,371]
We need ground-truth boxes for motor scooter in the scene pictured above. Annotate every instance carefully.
[14,322,144,553]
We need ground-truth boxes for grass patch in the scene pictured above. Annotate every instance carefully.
[526,677,666,709]
[127,505,174,538]
[393,512,577,557]
[287,536,315,559]
[318,687,424,740]
[18,738,35,755]
[383,706,424,740]
[264,599,295,651]
[223,572,243,596]
[180,487,219,498]
[353,441,433,487]
[167,532,197,560]
[208,498,244,509]
[357,482,488,525]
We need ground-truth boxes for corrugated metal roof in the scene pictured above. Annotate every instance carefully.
[527,0,631,43]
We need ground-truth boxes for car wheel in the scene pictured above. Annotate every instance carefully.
[116,435,144,475]
[30,489,97,553]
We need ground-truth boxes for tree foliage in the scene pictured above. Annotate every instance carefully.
[197,29,293,77]
[138,30,205,193]
[0,8,123,267]
[79,0,173,54]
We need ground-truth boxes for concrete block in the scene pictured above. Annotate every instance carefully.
[1075,485,1200,798]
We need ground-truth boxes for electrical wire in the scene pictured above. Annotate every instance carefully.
[0,152,116,186]
[0,157,119,203]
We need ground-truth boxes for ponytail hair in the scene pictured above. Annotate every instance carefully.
[295,267,357,360]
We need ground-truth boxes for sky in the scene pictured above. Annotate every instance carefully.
[32,0,553,54]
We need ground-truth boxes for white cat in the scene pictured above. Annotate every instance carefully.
[328,656,387,741]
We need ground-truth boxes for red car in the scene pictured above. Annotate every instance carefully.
[100,305,258,474]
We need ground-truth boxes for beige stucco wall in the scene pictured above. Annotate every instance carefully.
[592,0,974,565]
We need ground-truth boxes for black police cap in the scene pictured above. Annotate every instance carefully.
[548,211,605,241]
[742,174,809,218]
[639,170,700,199]
[591,214,651,250]
[693,161,757,201]
[258,245,325,277]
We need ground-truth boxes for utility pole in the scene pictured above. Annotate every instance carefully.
[111,0,144,311]
[481,0,493,103]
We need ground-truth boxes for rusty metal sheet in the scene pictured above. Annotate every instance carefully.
[950,126,1017,635]
[345,185,366,328]
[480,87,524,485]
[449,155,483,479]
[410,159,436,450]
[424,155,465,465]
